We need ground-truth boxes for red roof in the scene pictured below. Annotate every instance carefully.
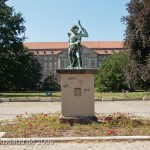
[24,41,123,50]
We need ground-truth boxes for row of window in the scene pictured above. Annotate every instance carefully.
[34,50,54,55]
[37,56,57,61]
[39,56,104,69]
[34,49,123,55]
[59,57,98,69]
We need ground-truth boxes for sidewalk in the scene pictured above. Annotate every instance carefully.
[0,101,150,120]
[0,141,150,150]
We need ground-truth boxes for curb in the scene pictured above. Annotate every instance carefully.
[0,136,150,143]
[0,98,148,102]
[0,98,60,102]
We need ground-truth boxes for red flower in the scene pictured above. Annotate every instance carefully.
[25,112,28,114]
[67,121,73,126]
[28,123,32,127]
[44,114,48,117]
[107,129,114,135]
[44,124,47,127]
[16,115,19,118]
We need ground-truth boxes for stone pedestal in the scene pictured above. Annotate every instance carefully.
[56,69,98,124]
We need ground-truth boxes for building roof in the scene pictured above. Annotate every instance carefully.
[82,41,123,49]
[24,41,123,50]
[93,49,120,54]
[24,42,68,50]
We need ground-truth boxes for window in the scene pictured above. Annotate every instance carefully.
[42,50,46,54]
[103,50,107,54]
[98,61,101,67]
[91,57,96,68]
[60,58,65,68]
[44,56,47,61]
[83,63,88,69]
[49,56,52,61]
[40,56,43,61]
[111,50,114,54]
[49,62,52,68]
[34,50,38,55]
[98,55,101,60]
[54,56,57,60]
[49,50,53,54]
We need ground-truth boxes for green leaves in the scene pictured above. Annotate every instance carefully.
[42,73,60,91]
[122,0,150,90]
[96,51,127,92]
[0,0,41,90]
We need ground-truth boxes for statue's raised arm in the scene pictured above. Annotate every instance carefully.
[78,20,88,37]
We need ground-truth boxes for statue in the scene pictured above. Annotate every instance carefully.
[67,20,88,69]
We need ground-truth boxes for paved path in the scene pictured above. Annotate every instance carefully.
[0,101,150,120]
[0,141,150,150]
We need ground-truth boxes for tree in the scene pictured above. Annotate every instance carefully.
[0,0,41,90]
[12,48,42,90]
[42,73,60,91]
[122,0,150,90]
[96,51,128,92]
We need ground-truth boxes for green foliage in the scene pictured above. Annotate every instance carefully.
[12,48,42,90]
[42,73,60,91]
[0,0,42,91]
[96,51,128,92]
[122,0,150,90]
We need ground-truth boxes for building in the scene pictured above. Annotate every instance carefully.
[24,41,123,81]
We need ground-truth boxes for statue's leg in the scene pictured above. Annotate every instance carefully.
[68,54,71,66]
[76,52,81,68]
[72,59,76,68]
[80,57,82,67]
[68,49,73,67]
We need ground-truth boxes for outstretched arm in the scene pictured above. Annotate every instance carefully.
[78,20,88,37]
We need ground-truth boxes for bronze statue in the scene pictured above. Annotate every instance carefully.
[67,20,88,69]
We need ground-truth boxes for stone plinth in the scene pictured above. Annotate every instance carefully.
[56,69,98,123]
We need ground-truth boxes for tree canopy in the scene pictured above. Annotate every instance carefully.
[96,51,128,92]
[42,73,60,91]
[122,0,150,90]
[0,0,42,91]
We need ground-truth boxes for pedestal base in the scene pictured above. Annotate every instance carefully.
[59,115,98,124]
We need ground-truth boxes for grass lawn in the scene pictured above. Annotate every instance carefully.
[0,112,150,138]
[0,91,149,100]
[94,92,149,99]
[0,92,61,98]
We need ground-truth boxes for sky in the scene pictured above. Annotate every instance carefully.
[7,0,130,42]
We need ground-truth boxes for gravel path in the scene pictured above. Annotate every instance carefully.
[0,101,150,120]
[0,141,150,150]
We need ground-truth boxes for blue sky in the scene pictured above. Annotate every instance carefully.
[7,0,130,42]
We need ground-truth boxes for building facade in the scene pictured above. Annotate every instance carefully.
[24,41,123,81]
